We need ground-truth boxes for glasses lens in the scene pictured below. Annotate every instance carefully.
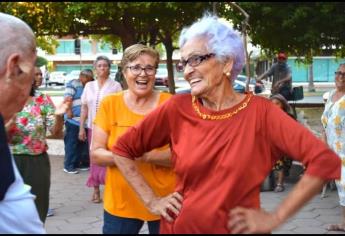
[189,55,203,67]
[130,66,141,75]
[145,67,156,75]
[176,62,184,72]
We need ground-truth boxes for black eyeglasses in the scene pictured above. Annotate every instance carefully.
[176,53,215,72]
[126,65,156,76]
[335,71,345,78]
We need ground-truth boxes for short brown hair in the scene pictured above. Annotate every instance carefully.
[80,69,94,80]
[120,44,160,69]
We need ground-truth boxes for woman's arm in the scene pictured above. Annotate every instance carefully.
[90,125,115,167]
[91,125,172,167]
[139,149,172,167]
[228,174,325,233]
[47,97,72,139]
[113,154,183,222]
[79,103,88,141]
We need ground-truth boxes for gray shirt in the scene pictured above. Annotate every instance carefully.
[264,62,292,88]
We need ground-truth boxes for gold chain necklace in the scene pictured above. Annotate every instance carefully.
[192,93,253,120]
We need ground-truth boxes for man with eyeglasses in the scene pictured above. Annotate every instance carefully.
[257,52,292,100]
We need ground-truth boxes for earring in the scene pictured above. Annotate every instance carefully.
[225,72,231,78]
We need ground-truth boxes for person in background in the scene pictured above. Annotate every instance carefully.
[91,44,175,234]
[257,52,292,100]
[79,56,122,203]
[269,94,295,192]
[110,14,340,234]
[34,66,43,89]
[33,65,56,218]
[63,69,94,174]
[322,64,345,232]
[7,77,70,224]
[0,12,44,233]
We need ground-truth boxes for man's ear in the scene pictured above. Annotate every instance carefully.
[5,53,22,79]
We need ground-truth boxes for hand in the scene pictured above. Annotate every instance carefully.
[228,207,281,234]
[55,97,72,116]
[5,114,16,132]
[147,192,183,222]
[79,129,87,142]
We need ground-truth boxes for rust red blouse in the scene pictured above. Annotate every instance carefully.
[113,93,341,234]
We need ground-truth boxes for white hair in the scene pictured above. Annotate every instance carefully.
[0,13,36,71]
[179,14,245,81]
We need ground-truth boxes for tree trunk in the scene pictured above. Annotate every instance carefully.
[244,32,251,92]
[163,33,176,94]
[308,61,315,92]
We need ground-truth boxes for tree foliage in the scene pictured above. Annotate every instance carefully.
[1,2,212,92]
[220,2,345,63]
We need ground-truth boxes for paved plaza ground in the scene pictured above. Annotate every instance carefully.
[45,139,345,234]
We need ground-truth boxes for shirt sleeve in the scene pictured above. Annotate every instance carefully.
[42,94,56,131]
[266,64,275,77]
[81,83,89,105]
[94,96,111,134]
[112,97,173,160]
[266,102,341,181]
[64,80,76,99]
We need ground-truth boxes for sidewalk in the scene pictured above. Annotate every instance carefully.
[45,140,344,234]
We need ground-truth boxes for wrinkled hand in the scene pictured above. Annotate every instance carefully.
[55,97,72,116]
[228,207,281,234]
[78,129,87,142]
[148,192,183,222]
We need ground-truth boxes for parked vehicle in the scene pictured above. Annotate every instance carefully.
[65,70,81,84]
[234,75,271,97]
[155,68,169,87]
[48,71,67,86]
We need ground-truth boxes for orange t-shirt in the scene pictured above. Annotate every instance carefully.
[94,91,175,221]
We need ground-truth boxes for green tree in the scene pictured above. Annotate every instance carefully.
[219,2,345,91]
[36,56,48,67]
[1,2,212,92]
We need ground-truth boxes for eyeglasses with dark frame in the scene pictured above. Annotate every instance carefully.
[176,53,216,72]
[335,71,345,78]
[126,65,157,76]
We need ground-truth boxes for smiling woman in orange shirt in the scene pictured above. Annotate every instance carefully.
[91,44,175,234]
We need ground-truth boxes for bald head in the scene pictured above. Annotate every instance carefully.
[0,13,37,122]
[0,13,36,72]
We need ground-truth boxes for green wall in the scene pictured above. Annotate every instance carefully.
[287,58,345,83]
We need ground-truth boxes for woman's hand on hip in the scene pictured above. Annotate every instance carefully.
[148,192,183,222]
[228,207,281,234]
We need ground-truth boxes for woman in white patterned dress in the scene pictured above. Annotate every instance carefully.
[321,63,345,232]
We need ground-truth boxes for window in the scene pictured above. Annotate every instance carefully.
[56,40,74,54]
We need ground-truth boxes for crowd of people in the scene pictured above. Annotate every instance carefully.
[0,12,344,234]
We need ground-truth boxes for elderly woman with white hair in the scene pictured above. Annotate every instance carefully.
[111,15,341,233]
